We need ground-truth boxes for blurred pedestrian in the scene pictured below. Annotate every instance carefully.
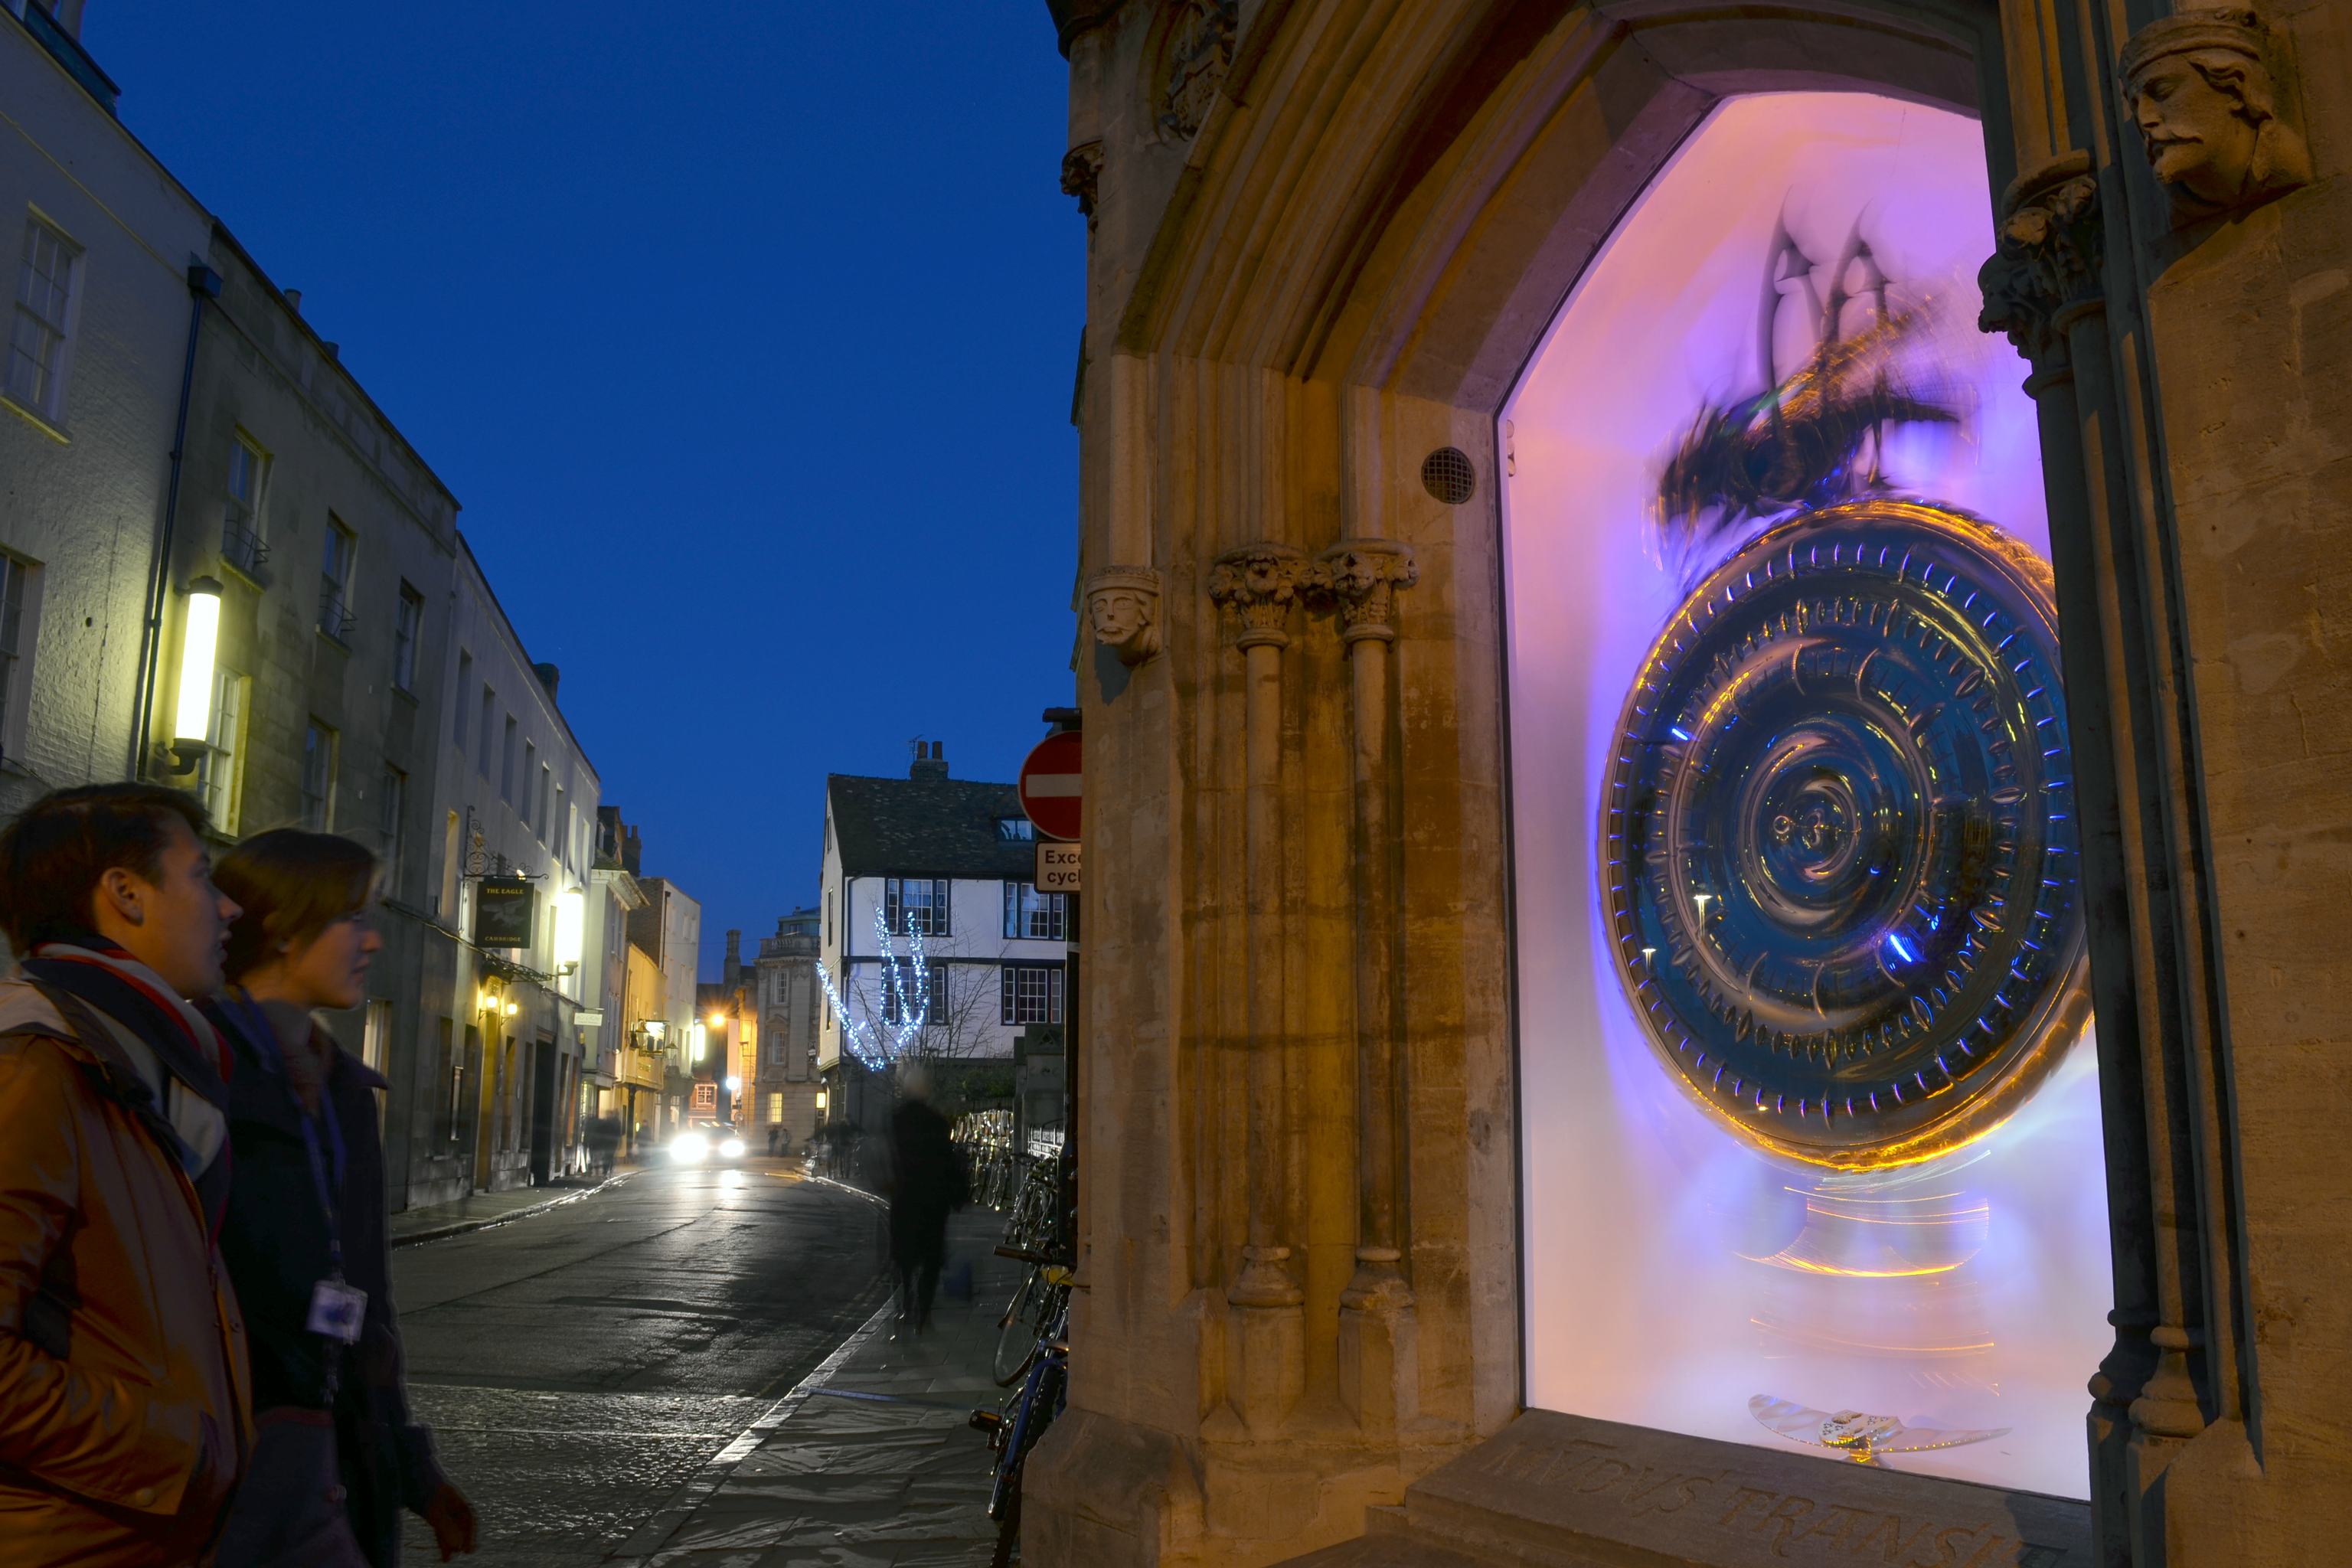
[766,1124,781,1158]
[200,829,477,1566]
[887,1063,966,1333]
[588,1115,619,1177]
[0,783,250,1565]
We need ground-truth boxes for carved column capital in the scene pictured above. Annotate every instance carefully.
[1312,539,1419,645]
[1086,565,1161,665]
[1209,543,1308,649]
[2121,8,2310,221]
[1978,152,2103,371]
[1060,140,1104,229]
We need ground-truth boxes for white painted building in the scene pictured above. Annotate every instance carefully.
[816,745,1070,1127]
[0,5,211,833]
[419,538,606,1198]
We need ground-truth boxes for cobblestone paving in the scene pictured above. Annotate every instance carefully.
[389,1162,890,1566]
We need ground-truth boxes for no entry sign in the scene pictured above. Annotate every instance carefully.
[1017,730,1082,841]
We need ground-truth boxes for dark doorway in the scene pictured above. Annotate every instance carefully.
[529,1037,557,1186]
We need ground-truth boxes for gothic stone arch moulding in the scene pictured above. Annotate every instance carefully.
[1027,3,2213,1566]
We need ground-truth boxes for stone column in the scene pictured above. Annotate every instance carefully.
[1981,152,2175,1567]
[1208,541,1309,1436]
[1984,5,2325,1561]
[1315,538,1421,1435]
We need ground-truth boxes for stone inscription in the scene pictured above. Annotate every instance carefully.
[1468,1439,2073,1566]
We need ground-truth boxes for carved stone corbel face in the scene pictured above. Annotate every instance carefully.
[1086,566,1161,665]
[2121,8,2310,217]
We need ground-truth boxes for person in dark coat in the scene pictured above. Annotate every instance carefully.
[201,829,477,1566]
[887,1063,964,1331]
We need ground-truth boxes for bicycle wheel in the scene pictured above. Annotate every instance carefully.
[992,1269,1045,1386]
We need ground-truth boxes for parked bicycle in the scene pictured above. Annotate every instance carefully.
[971,1267,1070,1568]
[971,1142,1076,1564]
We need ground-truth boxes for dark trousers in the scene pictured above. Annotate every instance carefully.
[892,1214,947,1326]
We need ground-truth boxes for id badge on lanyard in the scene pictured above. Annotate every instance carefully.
[232,991,368,1344]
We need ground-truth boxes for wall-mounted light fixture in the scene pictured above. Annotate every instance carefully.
[553,889,584,975]
[167,577,224,773]
[689,1021,706,1062]
[724,1075,743,1094]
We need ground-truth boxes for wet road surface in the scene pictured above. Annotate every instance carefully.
[390,1162,890,1566]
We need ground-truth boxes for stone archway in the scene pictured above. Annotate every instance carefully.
[1034,2,2342,1563]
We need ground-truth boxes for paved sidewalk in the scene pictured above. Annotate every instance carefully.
[607,1204,1029,1566]
[388,1168,635,1246]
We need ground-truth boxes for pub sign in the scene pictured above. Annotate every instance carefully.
[473,877,536,949]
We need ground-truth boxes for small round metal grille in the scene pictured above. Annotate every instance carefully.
[1421,446,1476,505]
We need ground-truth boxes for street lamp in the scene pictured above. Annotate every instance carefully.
[168,577,224,772]
[724,1075,742,1094]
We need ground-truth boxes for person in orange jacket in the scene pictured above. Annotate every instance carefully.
[0,783,251,1566]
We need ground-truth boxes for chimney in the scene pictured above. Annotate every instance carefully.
[910,738,949,781]
[623,825,642,875]
[724,929,743,988]
[51,0,87,40]
[533,662,561,702]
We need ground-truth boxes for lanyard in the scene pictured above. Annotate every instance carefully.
[227,990,346,1279]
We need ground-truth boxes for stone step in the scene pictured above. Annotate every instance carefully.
[1279,1410,2089,1568]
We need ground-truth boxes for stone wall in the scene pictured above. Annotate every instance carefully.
[1032,2,2352,1565]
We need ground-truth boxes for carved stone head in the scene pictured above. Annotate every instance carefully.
[1086,566,1162,665]
[2122,8,2310,214]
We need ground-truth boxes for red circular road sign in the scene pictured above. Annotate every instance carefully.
[1017,730,1083,841]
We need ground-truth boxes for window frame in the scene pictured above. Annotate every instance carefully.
[878,958,944,1025]
[318,517,357,642]
[380,764,407,889]
[391,583,423,693]
[881,877,952,939]
[194,667,249,834]
[999,963,1064,1027]
[223,432,271,577]
[1002,880,1067,942]
[7,213,82,423]
[300,719,338,830]
[0,550,34,764]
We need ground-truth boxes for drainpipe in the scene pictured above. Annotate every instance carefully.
[131,260,223,781]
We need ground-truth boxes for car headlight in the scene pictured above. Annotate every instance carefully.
[720,1138,746,1159]
[671,1133,708,1163]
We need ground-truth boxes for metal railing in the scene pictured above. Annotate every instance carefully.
[317,583,356,642]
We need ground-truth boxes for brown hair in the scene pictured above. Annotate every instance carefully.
[0,782,208,952]
[214,828,378,982]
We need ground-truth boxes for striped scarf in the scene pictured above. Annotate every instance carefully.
[19,936,234,1233]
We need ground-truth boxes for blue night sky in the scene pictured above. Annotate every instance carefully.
[91,2,1083,977]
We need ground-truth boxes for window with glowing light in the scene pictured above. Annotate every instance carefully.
[194,669,249,833]
[1501,93,2109,1498]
